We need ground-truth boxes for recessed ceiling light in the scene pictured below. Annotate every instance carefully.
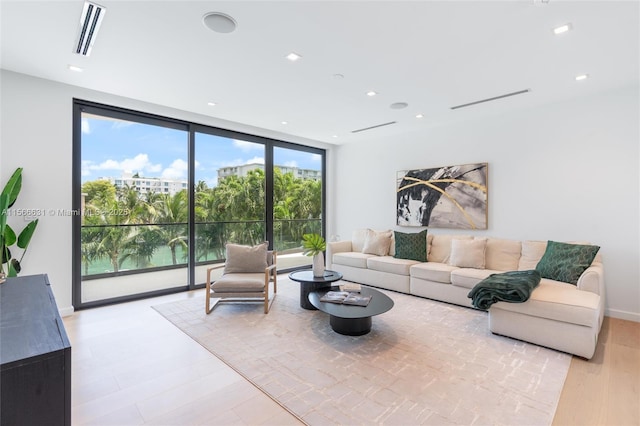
[553,23,572,35]
[281,121,288,125]
[332,135,339,138]
[366,91,377,97]
[575,74,589,81]
[286,52,301,62]
[68,65,83,72]
[207,102,217,106]
[416,113,424,119]
[202,12,237,34]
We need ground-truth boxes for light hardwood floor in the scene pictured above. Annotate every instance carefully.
[553,316,640,426]
[64,287,639,426]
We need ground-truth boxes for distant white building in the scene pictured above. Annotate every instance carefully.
[101,172,187,196]
[217,163,321,182]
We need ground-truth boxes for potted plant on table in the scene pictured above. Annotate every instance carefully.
[302,233,326,277]
[1,168,39,282]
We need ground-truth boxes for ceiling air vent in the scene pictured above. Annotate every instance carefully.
[74,1,106,56]
[450,89,531,110]
[351,121,397,134]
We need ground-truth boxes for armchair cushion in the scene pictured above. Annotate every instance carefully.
[224,242,268,274]
[212,273,267,292]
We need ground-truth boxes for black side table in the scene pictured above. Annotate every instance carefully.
[288,269,343,310]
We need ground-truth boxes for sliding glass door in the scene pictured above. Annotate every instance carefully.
[193,131,266,285]
[73,100,325,308]
[272,146,323,270]
[77,108,190,305]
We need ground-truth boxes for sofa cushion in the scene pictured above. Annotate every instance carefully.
[367,256,419,276]
[332,252,376,268]
[410,262,458,284]
[485,238,522,271]
[491,279,600,327]
[518,240,547,270]
[351,229,369,253]
[394,229,428,262]
[224,242,268,274]
[536,241,601,285]
[429,234,472,263]
[362,229,393,256]
[450,268,499,289]
[449,238,487,268]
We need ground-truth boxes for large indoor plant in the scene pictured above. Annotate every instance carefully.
[302,233,326,277]
[1,168,39,280]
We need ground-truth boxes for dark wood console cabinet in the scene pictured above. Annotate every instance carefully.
[0,274,71,426]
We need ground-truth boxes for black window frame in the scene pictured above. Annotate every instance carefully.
[72,99,326,309]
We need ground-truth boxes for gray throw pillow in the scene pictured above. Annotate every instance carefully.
[224,242,269,274]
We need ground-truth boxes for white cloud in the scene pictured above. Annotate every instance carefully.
[111,120,135,130]
[246,156,265,165]
[311,153,321,162]
[162,158,189,179]
[283,161,298,168]
[233,140,263,152]
[81,119,91,134]
[81,160,93,176]
[89,153,162,175]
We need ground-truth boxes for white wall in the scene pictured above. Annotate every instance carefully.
[2,69,637,321]
[0,70,333,315]
[332,85,639,321]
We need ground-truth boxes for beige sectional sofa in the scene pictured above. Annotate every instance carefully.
[327,229,604,359]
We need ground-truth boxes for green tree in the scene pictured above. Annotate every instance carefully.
[153,191,188,265]
[82,180,116,206]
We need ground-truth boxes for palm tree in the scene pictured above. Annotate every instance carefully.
[153,191,189,265]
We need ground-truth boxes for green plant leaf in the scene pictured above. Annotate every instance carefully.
[17,219,38,249]
[9,259,20,276]
[1,168,23,209]
[1,244,11,264]
[302,233,326,256]
[0,193,8,238]
[4,224,16,246]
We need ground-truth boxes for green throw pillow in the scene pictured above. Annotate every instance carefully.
[394,230,427,262]
[535,241,600,285]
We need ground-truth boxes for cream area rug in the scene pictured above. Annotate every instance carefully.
[153,278,570,425]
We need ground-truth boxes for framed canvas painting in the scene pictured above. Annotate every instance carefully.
[396,163,488,229]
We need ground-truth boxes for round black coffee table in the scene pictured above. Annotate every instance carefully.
[308,286,394,336]
[288,269,343,310]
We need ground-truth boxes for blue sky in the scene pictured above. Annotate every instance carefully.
[81,114,321,186]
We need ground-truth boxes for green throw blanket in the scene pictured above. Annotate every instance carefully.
[467,270,541,310]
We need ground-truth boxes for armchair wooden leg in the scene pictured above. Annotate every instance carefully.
[206,269,212,314]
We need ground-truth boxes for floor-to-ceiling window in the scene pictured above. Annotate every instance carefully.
[273,146,323,270]
[73,101,325,308]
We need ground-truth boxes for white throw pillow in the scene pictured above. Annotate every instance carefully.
[429,234,472,263]
[362,229,392,256]
[224,242,268,274]
[449,238,487,269]
[518,240,547,270]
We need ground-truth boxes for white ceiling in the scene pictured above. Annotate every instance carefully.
[1,1,638,145]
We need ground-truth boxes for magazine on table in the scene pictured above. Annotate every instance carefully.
[320,291,372,307]
[339,283,362,292]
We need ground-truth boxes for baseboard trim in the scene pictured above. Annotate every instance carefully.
[59,306,75,317]
[605,308,640,323]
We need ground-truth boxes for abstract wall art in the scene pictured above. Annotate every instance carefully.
[397,163,488,229]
